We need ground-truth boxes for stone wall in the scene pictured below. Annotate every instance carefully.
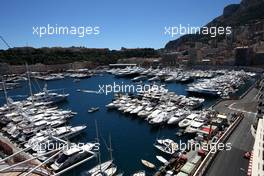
[0,61,95,74]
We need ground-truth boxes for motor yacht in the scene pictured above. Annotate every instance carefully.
[153,138,178,155]
[185,121,204,134]
[27,84,69,104]
[178,114,198,128]
[149,112,168,125]
[130,105,144,114]
[185,115,208,133]
[137,106,154,118]
[146,109,161,121]
[167,110,189,125]
[25,125,87,151]
[148,76,159,81]
[50,143,97,171]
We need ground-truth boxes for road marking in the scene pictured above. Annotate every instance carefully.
[228,103,257,115]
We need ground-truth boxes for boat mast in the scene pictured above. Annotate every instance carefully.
[109,134,113,161]
[26,63,34,104]
[95,120,102,171]
[1,77,9,110]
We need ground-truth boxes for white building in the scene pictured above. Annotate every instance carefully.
[252,118,264,176]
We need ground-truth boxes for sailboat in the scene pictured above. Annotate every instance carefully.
[84,122,116,176]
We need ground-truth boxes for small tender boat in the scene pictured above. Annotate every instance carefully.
[156,155,168,164]
[88,107,100,113]
[141,159,155,169]
[104,165,117,176]
[73,78,81,82]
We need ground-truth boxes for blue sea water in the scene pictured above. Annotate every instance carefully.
[0,74,219,175]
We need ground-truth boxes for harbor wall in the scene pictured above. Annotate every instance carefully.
[0,61,98,75]
[0,134,41,165]
[190,65,264,73]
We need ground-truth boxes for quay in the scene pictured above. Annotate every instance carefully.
[0,133,50,176]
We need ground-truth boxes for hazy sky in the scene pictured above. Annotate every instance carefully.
[0,0,240,50]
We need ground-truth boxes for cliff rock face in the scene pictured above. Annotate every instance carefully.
[223,4,239,18]
[165,0,264,51]
[240,0,264,9]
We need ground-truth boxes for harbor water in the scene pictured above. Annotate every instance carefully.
[0,74,254,175]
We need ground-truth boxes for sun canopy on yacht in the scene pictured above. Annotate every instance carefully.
[217,114,227,119]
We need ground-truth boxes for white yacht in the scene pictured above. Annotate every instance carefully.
[85,160,113,176]
[105,102,116,109]
[132,75,147,81]
[130,105,144,114]
[167,110,189,125]
[178,114,198,128]
[137,106,153,118]
[148,76,159,81]
[154,138,178,155]
[123,104,137,113]
[185,115,208,133]
[27,84,69,104]
[185,121,204,134]
[156,155,168,164]
[25,125,87,150]
[146,109,161,121]
[149,112,168,125]
[50,143,96,171]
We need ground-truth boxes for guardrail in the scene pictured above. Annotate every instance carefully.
[192,114,244,176]
[0,164,51,176]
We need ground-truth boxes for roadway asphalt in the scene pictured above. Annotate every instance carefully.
[204,88,257,176]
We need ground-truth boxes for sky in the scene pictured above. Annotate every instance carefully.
[0,0,240,50]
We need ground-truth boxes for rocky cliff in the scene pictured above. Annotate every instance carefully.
[165,0,264,51]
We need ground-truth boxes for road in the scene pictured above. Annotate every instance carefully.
[204,88,257,176]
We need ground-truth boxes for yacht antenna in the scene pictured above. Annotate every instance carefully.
[26,63,34,105]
